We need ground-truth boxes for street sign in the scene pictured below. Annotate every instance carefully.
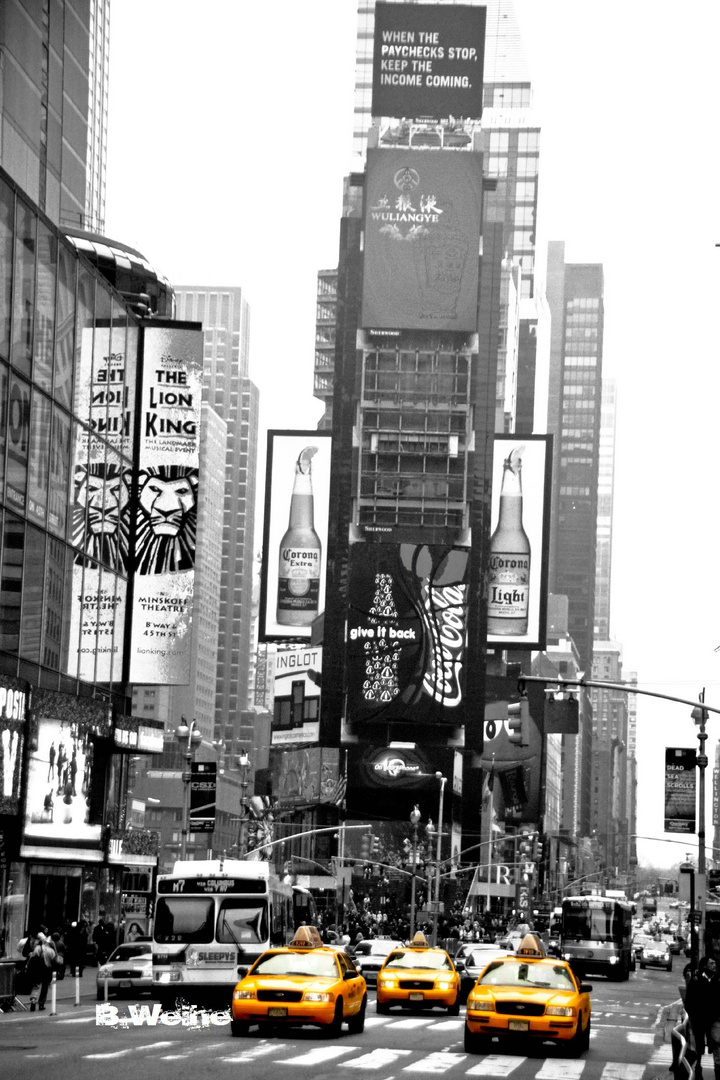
[688,910,702,925]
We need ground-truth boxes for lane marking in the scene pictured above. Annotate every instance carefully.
[403,1051,467,1073]
[466,1056,526,1077]
[339,1049,413,1069]
[600,1065,645,1079]
[276,1045,357,1065]
[535,1060,586,1079]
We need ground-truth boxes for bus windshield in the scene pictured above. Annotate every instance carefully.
[154,897,214,944]
[217,899,269,944]
[563,902,621,943]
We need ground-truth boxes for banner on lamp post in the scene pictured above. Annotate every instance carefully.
[664,747,696,834]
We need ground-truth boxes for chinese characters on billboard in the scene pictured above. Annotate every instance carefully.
[372,2,486,121]
[361,149,483,332]
[664,747,697,834]
[129,324,203,683]
[486,435,552,651]
[259,431,331,642]
[346,543,468,725]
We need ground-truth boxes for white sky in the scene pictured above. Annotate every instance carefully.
[104,1,720,870]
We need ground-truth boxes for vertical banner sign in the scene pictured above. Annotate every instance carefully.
[129,325,203,683]
[346,543,468,725]
[68,325,138,682]
[361,149,483,332]
[190,762,216,833]
[371,3,487,121]
[714,766,719,829]
[0,682,26,815]
[664,748,697,834]
[487,435,552,651]
[259,431,332,642]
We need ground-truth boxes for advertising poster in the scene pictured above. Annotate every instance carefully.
[271,645,322,747]
[664,747,697,834]
[272,746,341,808]
[22,716,103,854]
[190,762,216,832]
[486,434,552,651]
[0,680,27,815]
[129,324,203,683]
[259,431,332,642]
[361,149,483,332]
[372,2,486,121]
[346,543,468,726]
[67,325,138,683]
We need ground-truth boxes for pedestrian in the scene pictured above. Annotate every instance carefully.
[685,955,720,1079]
[26,931,57,1011]
[65,919,88,976]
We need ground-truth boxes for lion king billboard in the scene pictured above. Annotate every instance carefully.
[128,324,204,684]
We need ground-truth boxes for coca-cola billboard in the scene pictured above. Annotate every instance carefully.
[346,543,468,725]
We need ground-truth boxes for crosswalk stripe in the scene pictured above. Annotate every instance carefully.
[465,1056,525,1077]
[219,1043,289,1063]
[55,1016,96,1024]
[535,1060,586,1079]
[648,1045,674,1065]
[626,1033,654,1044]
[432,1020,465,1031]
[339,1049,413,1069]
[276,1046,357,1065]
[389,1017,435,1029]
[403,1051,468,1073]
[600,1065,645,1079]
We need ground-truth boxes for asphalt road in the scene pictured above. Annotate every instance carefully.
[0,965,688,1080]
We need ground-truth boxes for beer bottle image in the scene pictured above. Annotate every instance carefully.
[487,445,530,635]
[277,445,322,627]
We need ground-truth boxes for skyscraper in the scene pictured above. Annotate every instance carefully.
[174,286,260,756]
[594,378,617,640]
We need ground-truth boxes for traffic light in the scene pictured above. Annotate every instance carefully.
[371,834,380,857]
[507,696,530,745]
[518,833,534,861]
[533,836,544,863]
[360,833,372,861]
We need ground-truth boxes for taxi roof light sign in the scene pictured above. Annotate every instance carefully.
[516,933,546,958]
[409,931,430,948]
[288,925,324,949]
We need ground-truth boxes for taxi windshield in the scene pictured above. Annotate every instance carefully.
[478,960,576,990]
[384,950,453,972]
[251,951,340,978]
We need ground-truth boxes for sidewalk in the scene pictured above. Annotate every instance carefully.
[2,966,100,1015]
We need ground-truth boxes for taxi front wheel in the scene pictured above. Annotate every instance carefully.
[325,997,344,1037]
[376,1000,391,1014]
[347,995,367,1034]
[230,1020,250,1037]
[447,995,460,1016]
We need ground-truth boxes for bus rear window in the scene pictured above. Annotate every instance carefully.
[154,897,214,943]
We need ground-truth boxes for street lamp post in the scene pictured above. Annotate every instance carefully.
[409,805,421,937]
[692,692,709,959]
[432,773,447,947]
[175,717,202,860]
[238,751,251,857]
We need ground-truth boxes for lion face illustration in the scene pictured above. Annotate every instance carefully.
[135,466,198,575]
[73,463,131,571]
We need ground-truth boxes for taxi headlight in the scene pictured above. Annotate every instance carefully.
[546,1005,574,1016]
[608,955,619,964]
[304,992,334,1002]
[232,988,256,1000]
[436,981,453,991]
[378,977,397,988]
[155,971,181,983]
[468,1000,493,1011]
[98,966,111,979]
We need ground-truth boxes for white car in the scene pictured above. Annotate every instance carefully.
[96,942,153,999]
[351,939,403,985]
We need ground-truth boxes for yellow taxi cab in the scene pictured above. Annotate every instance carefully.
[464,933,593,1055]
[230,925,367,1037]
[375,931,461,1015]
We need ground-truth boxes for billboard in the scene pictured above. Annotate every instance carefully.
[0,680,27,815]
[259,431,332,641]
[190,762,216,833]
[129,324,203,683]
[371,2,486,121]
[67,324,138,682]
[272,746,341,808]
[664,747,697,834]
[346,543,469,725]
[271,645,322,746]
[362,149,483,332]
[486,435,552,650]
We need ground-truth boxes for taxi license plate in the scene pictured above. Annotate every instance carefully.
[119,980,132,989]
[509,1019,529,1031]
[409,992,424,1001]
[268,1007,287,1018]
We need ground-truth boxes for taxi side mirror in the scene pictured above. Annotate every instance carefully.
[579,982,593,994]
[237,965,249,979]
[343,970,357,980]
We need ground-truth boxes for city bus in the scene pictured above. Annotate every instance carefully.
[560,894,633,980]
[152,859,306,1005]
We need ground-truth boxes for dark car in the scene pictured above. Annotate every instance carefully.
[351,939,403,986]
[456,942,512,1003]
